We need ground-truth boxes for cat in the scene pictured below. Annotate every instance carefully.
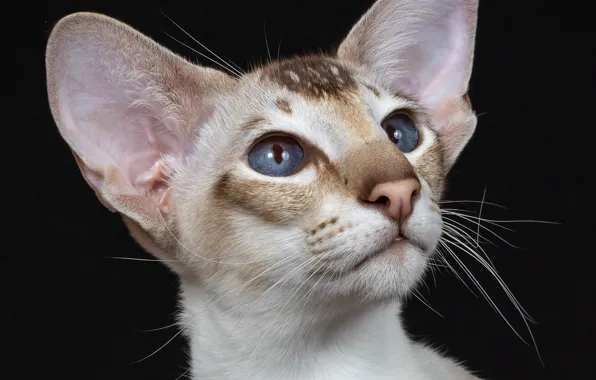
[45,0,484,378]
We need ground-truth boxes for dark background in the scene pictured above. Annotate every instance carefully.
[11,0,592,379]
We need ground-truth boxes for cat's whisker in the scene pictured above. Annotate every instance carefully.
[279,254,330,315]
[161,30,242,78]
[442,211,520,248]
[248,254,331,360]
[439,237,528,344]
[439,199,507,209]
[162,253,306,336]
[411,288,444,318]
[434,245,478,297]
[427,259,438,286]
[107,256,188,263]
[173,366,190,380]
[443,217,493,246]
[443,209,559,225]
[219,254,325,352]
[140,322,179,332]
[477,187,488,245]
[153,204,305,266]
[442,230,535,322]
[264,23,272,63]
[440,231,544,366]
[161,13,244,77]
[292,261,334,313]
[443,221,495,268]
[131,328,185,364]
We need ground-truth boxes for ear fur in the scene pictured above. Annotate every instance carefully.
[338,0,479,168]
[45,13,236,234]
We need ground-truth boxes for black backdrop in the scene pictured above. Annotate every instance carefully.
[12,0,592,379]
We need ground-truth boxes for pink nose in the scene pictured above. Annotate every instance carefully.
[366,179,421,223]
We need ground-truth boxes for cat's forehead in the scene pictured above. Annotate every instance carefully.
[258,55,357,99]
[228,55,416,142]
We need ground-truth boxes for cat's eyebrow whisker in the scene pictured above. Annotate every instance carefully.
[161,30,242,78]
[161,13,245,77]
[277,38,283,60]
[263,23,272,63]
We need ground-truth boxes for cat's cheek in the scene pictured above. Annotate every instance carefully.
[411,144,446,199]
[403,179,443,255]
[212,171,318,225]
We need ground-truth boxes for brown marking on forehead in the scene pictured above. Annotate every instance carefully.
[241,116,267,131]
[261,56,356,99]
[412,142,446,198]
[213,172,316,224]
[275,98,292,114]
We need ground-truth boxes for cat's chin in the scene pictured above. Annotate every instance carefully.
[351,237,408,271]
[315,238,432,303]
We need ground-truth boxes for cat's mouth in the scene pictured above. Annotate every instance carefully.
[352,235,407,271]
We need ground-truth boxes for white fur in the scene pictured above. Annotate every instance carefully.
[179,285,476,380]
[45,1,482,379]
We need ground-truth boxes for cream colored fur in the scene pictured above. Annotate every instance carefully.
[45,1,484,379]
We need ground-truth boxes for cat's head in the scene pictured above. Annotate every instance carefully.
[46,0,478,307]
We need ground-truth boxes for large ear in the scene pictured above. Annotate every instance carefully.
[45,13,236,232]
[338,0,479,168]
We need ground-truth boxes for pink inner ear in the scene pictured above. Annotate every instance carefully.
[412,9,472,111]
[57,78,185,196]
[47,13,238,220]
[338,0,477,120]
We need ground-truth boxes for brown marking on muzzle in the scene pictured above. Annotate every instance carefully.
[342,140,417,200]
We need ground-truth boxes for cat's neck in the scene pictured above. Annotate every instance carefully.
[178,281,424,380]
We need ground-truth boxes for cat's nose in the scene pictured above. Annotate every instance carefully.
[366,179,421,223]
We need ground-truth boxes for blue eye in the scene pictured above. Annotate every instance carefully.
[381,113,419,153]
[248,135,304,177]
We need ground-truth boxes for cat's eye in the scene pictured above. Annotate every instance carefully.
[380,113,419,153]
[248,135,304,177]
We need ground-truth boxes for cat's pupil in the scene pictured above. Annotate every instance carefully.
[392,128,402,142]
[270,143,287,164]
[248,135,304,177]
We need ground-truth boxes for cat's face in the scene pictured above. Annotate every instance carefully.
[174,57,446,301]
[46,0,478,306]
